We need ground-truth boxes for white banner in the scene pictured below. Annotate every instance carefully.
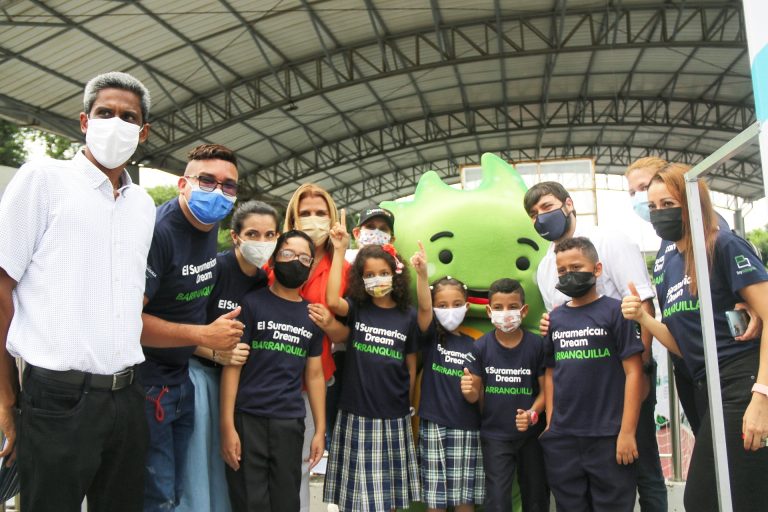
[743,0,768,204]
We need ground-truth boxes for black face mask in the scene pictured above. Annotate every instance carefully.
[556,271,596,298]
[650,207,683,242]
[273,260,310,289]
[534,207,571,241]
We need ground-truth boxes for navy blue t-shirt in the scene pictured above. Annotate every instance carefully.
[206,250,267,321]
[418,321,480,431]
[236,288,323,419]
[339,299,420,419]
[141,199,219,386]
[466,330,544,440]
[545,295,643,436]
[654,229,767,380]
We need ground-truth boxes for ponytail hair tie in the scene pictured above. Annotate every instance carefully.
[381,244,405,274]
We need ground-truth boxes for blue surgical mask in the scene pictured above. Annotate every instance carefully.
[631,191,651,222]
[534,207,571,241]
[185,181,236,225]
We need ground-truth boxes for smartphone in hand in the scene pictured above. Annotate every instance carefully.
[726,309,750,338]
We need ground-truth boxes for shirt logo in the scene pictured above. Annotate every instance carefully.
[654,256,664,273]
[735,255,755,276]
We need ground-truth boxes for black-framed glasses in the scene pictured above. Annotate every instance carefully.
[187,175,238,197]
[276,249,313,267]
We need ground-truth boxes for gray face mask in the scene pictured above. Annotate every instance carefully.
[239,240,276,268]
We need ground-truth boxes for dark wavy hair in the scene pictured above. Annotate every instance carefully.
[347,245,411,310]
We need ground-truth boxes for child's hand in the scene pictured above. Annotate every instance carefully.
[220,426,242,471]
[539,312,550,337]
[621,282,645,322]
[410,240,428,278]
[516,409,531,432]
[307,431,325,471]
[308,303,334,329]
[461,368,480,404]
[329,209,350,252]
[616,431,638,465]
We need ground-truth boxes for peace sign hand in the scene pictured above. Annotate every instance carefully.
[410,240,428,278]
[329,208,350,252]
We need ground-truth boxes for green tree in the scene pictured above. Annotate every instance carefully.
[146,185,178,207]
[0,120,27,167]
[747,227,768,265]
[28,130,78,160]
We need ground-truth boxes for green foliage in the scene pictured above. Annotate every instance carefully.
[0,120,27,167]
[747,227,768,265]
[146,185,178,207]
[218,227,233,253]
[29,130,78,159]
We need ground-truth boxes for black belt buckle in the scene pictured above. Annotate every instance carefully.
[111,368,134,390]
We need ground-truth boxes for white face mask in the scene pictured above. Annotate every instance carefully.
[490,309,522,333]
[239,240,276,268]
[357,228,391,247]
[85,117,142,169]
[433,306,467,332]
[299,216,331,246]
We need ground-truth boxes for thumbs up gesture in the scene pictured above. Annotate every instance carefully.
[460,368,480,403]
[203,306,244,350]
[516,409,531,432]
[621,282,645,322]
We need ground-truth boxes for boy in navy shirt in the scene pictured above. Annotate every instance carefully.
[541,237,644,512]
[463,278,548,512]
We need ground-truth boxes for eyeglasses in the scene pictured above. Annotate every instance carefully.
[186,175,238,197]
[276,249,313,267]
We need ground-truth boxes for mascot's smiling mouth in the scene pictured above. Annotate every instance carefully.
[466,289,489,305]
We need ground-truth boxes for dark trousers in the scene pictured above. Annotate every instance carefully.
[684,352,768,512]
[226,412,305,512]
[540,433,637,512]
[482,431,548,512]
[635,363,667,512]
[18,368,148,512]
[671,354,702,435]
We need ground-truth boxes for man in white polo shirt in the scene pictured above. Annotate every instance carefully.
[0,72,153,511]
[524,181,666,512]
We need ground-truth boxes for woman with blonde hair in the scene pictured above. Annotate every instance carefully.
[622,164,768,511]
[279,183,351,512]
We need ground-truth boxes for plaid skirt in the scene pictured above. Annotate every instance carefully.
[323,411,421,511]
[418,418,485,508]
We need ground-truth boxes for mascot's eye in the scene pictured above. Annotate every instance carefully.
[439,249,453,264]
[516,257,530,271]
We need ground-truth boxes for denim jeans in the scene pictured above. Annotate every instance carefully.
[143,378,195,512]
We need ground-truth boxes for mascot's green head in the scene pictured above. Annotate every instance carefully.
[382,153,547,335]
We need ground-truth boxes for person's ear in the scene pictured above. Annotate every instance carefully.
[520,303,529,319]
[138,123,151,144]
[352,227,361,240]
[486,304,493,318]
[177,176,189,193]
[230,230,238,246]
[79,112,88,136]
[594,261,603,278]
[464,302,471,312]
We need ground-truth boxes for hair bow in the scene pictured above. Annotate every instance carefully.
[381,244,404,274]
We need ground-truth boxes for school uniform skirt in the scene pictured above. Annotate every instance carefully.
[323,410,421,511]
[418,418,485,508]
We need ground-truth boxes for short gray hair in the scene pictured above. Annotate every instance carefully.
[83,71,151,122]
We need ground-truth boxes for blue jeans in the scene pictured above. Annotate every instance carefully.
[143,378,195,512]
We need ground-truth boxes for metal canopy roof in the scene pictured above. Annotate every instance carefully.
[0,0,762,210]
